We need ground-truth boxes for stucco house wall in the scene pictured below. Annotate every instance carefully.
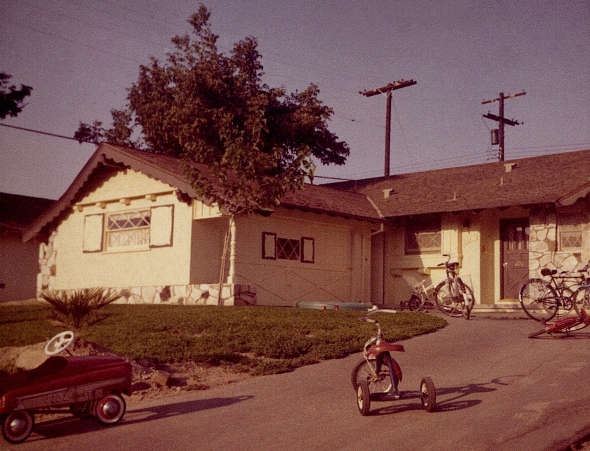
[232,209,372,306]
[30,144,380,307]
[0,234,41,302]
[48,170,193,290]
[0,192,54,302]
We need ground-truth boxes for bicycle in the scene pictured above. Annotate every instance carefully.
[433,254,475,319]
[350,307,436,416]
[528,308,590,338]
[400,280,436,312]
[519,262,590,322]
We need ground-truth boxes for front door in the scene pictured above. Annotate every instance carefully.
[501,218,530,299]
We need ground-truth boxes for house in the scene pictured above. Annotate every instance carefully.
[24,143,590,310]
[0,192,55,302]
[329,148,590,310]
[23,143,382,306]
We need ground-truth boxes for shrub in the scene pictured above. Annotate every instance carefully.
[40,287,121,329]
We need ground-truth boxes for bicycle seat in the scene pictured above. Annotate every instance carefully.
[541,268,557,277]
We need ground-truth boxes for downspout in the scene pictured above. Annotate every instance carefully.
[371,224,386,306]
[368,194,386,306]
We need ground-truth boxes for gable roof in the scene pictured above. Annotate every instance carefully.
[0,192,54,237]
[23,143,382,242]
[328,148,590,218]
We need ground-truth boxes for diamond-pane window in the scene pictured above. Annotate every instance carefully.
[106,210,151,250]
[559,213,583,250]
[405,215,441,254]
[277,238,300,261]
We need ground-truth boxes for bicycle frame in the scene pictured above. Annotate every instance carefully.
[520,263,590,322]
[529,309,590,337]
[545,267,589,309]
[434,254,475,319]
[542,262,590,297]
[400,280,436,312]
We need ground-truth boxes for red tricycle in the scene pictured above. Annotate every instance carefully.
[351,307,437,416]
[0,331,132,444]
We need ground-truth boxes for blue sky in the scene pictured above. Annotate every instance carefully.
[1,0,589,199]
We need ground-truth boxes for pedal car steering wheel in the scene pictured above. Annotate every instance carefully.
[44,331,75,355]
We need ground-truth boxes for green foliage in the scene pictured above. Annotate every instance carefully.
[74,4,349,214]
[40,288,121,329]
[0,304,61,347]
[0,72,32,119]
[0,305,445,376]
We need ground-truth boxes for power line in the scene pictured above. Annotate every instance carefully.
[0,123,93,144]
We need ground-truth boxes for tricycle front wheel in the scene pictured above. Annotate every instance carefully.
[351,359,393,394]
[420,377,437,412]
[94,393,126,425]
[1,411,34,444]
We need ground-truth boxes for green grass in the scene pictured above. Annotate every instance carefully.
[0,304,446,376]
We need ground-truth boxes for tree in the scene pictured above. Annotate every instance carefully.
[75,4,349,214]
[0,73,32,119]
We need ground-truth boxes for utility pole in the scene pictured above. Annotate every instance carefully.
[482,91,526,161]
[361,79,416,176]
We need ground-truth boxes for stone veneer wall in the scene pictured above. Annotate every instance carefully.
[38,231,57,293]
[528,210,581,276]
[114,283,257,306]
[36,231,257,306]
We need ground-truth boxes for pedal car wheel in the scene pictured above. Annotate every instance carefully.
[44,330,75,355]
[420,377,437,412]
[357,380,371,416]
[94,394,126,425]
[1,411,34,444]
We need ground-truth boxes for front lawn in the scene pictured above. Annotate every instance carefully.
[0,304,445,376]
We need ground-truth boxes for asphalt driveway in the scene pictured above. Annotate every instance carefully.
[10,312,590,451]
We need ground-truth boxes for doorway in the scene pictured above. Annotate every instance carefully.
[500,218,530,299]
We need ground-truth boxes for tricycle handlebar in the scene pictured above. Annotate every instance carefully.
[361,307,397,322]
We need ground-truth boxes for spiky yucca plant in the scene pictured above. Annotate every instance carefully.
[40,287,121,329]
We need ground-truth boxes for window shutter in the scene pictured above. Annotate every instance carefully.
[83,214,104,252]
[301,237,315,263]
[150,205,173,247]
[262,232,276,259]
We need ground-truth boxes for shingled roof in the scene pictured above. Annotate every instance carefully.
[0,192,54,236]
[24,143,382,242]
[328,148,590,218]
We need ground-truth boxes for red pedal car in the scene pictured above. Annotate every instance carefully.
[0,331,132,444]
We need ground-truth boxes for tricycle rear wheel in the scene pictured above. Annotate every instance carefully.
[357,380,371,416]
[1,411,34,444]
[420,377,437,412]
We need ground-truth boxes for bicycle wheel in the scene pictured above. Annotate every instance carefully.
[406,294,421,311]
[572,286,590,315]
[458,279,475,320]
[556,287,576,314]
[434,281,463,317]
[519,279,558,322]
[350,359,392,394]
